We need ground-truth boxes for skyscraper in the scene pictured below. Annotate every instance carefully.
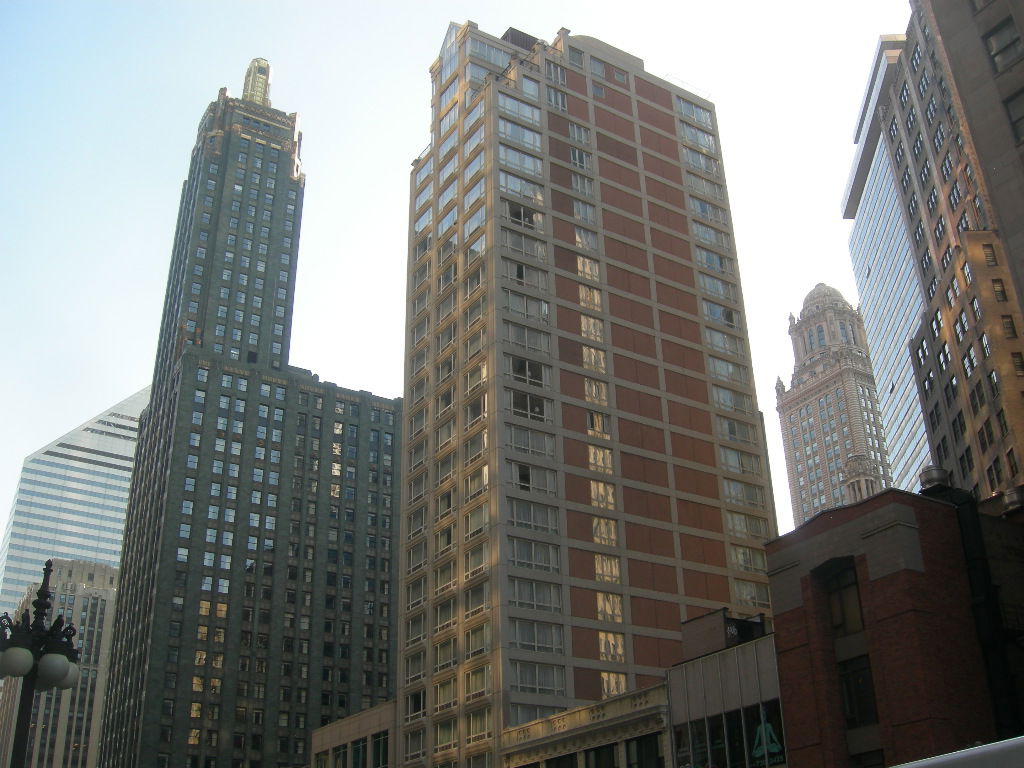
[847,0,1024,500]
[775,285,893,527]
[100,62,402,767]
[399,23,777,766]
[843,35,932,492]
[0,387,148,615]
[0,560,118,768]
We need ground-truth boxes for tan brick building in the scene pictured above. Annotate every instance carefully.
[398,22,777,767]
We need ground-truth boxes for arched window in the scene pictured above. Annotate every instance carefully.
[817,324,826,347]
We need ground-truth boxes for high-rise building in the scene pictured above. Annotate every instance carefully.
[99,62,402,768]
[0,387,148,615]
[843,35,933,493]
[848,0,1024,501]
[0,560,118,768]
[775,284,893,527]
[399,23,777,767]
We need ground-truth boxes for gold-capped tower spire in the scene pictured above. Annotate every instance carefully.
[242,57,271,106]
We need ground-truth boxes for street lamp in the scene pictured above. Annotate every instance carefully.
[0,560,81,768]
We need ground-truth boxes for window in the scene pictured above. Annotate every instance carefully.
[601,671,627,699]
[509,537,559,571]
[508,498,557,531]
[734,579,770,608]
[675,96,713,127]
[690,197,729,224]
[497,93,541,125]
[504,321,549,352]
[596,592,623,622]
[1006,89,1024,141]
[703,299,741,328]
[464,662,492,706]
[580,315,603,341]
[585,377,608,405]
[569,121,591,143]
[499,171,544,203]
[1002,316,1018,339]
[592,516,617,545]
[825,566,863,636]
[498,119,542,151]
[684,146,721,176]
[839,656,879,728]
[570,147,593,171]
[594,553,620,583]
[574,198,597,224]
[507,461,557,494]
[582,345,606,373]
[587,410,610,439]
[547,87,568,112]
[726,510,770,540]
[509,577,561,612]
[546,60,567,85]
[681,123,717,153]
[510,661,565,696]
[984,17,1024,73]
[579,285,602,310]
[499,145,542,177]
[587,444,613,474]
[466,706,492,743]
[511,618,564,653]
[506,355,550,387]
[502,199,543,230]
[507,424,555,457]
[508,389,551,421]
[598,631,625,662]
[571,172,594,196]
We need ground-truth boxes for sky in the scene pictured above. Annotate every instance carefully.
[2,1,913,536]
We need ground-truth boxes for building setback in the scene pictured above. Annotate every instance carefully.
[98,62,402,767]
[398,23,777,767]
[0,387,148,616]
[0,560,118,768]
[776,284,893,527]
[848,0,1024,501]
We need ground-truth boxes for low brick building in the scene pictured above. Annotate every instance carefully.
[767,481,1022,767]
